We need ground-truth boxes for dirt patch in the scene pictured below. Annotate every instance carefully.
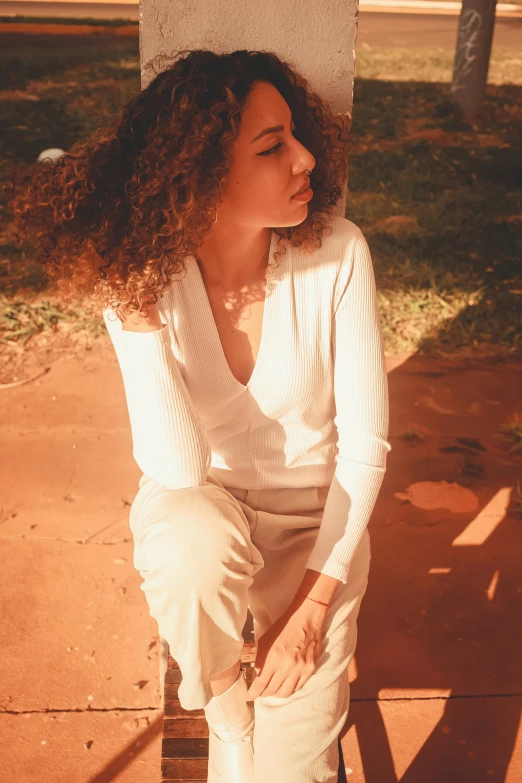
[394,480,480,513]
[0,90,41,102]
[372,215,421,235]
[0,325,101,386]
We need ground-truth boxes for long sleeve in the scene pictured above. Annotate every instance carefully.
[304,228,391,583]
[103,307,211,489]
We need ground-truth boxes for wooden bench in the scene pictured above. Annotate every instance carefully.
[159,610,348,782]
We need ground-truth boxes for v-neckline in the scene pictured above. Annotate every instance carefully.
[190,229,279,392]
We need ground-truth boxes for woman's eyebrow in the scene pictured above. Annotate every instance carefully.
[251,125,284,143]
[251,116,295,144]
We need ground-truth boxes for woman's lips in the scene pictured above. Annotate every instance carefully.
[291,186,313,201]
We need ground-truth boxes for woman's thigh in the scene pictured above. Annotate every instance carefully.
[129,473,264,582]
[226,483,371,782]
[127,474,265,709]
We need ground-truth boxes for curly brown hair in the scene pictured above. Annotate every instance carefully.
[6,48,350,322]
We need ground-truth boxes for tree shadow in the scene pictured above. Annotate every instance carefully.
[341,310,522,781]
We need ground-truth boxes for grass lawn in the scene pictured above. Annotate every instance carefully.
[0,34,520,383]
[351,47,521,356]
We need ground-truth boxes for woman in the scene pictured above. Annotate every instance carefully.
[9,49,391,783]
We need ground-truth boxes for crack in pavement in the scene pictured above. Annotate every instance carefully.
[0,536,133,544]
[352,692,522,702]
[2,693,522,714]
[0,706,161,715]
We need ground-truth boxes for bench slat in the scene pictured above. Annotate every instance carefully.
[162,738,209,758]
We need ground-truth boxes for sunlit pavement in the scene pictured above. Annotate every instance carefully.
[0,341,521,781]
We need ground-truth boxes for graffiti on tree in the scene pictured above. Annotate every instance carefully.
[451,9,483,95]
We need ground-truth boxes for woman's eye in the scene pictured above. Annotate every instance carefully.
[259,143,283,156]
[258,125,297,157]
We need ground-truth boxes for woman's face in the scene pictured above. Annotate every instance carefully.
[216,80,316,229]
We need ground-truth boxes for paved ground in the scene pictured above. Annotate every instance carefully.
[357,11,522,48]
[1,2,521,47]
[0,337,521,781]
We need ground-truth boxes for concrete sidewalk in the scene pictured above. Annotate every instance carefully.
[0,339,521,781]
[359,0,522,16]
[1,0,521,20]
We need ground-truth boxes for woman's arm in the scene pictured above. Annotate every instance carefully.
[103,300,211,489]
[304,226,391,584]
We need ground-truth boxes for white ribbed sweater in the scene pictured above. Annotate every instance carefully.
[103,216,391,584]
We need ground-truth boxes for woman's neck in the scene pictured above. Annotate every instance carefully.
[195,226,272,289]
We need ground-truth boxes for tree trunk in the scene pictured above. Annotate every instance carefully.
[450,0,498,122]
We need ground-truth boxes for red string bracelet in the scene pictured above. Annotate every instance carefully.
[295,592,330,608]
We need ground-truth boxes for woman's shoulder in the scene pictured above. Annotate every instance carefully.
[330,215,367,246]
[307,215,366,259]
[288,216,367,278]
[295,216,367,278]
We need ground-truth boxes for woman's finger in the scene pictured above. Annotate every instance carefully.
[257,667,294,697]
[294,675,308,692]
[294,659,317,692]
[272,670,307,698]
[246,665,275,699]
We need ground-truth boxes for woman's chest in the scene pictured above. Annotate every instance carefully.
[169,259,334,415]
[206,287,265,388]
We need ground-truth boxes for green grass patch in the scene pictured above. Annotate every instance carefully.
[0,294,105,345]
[0,33,139,93]
[355,46,522,86]
[348,47,522,356]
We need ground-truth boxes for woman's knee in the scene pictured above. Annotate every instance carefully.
[130,482,253,587]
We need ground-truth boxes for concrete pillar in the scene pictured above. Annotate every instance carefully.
[138,0,358,218]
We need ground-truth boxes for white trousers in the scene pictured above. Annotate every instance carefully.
[129,472,371,783]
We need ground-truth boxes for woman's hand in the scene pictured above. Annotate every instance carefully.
[245,596,328,700]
